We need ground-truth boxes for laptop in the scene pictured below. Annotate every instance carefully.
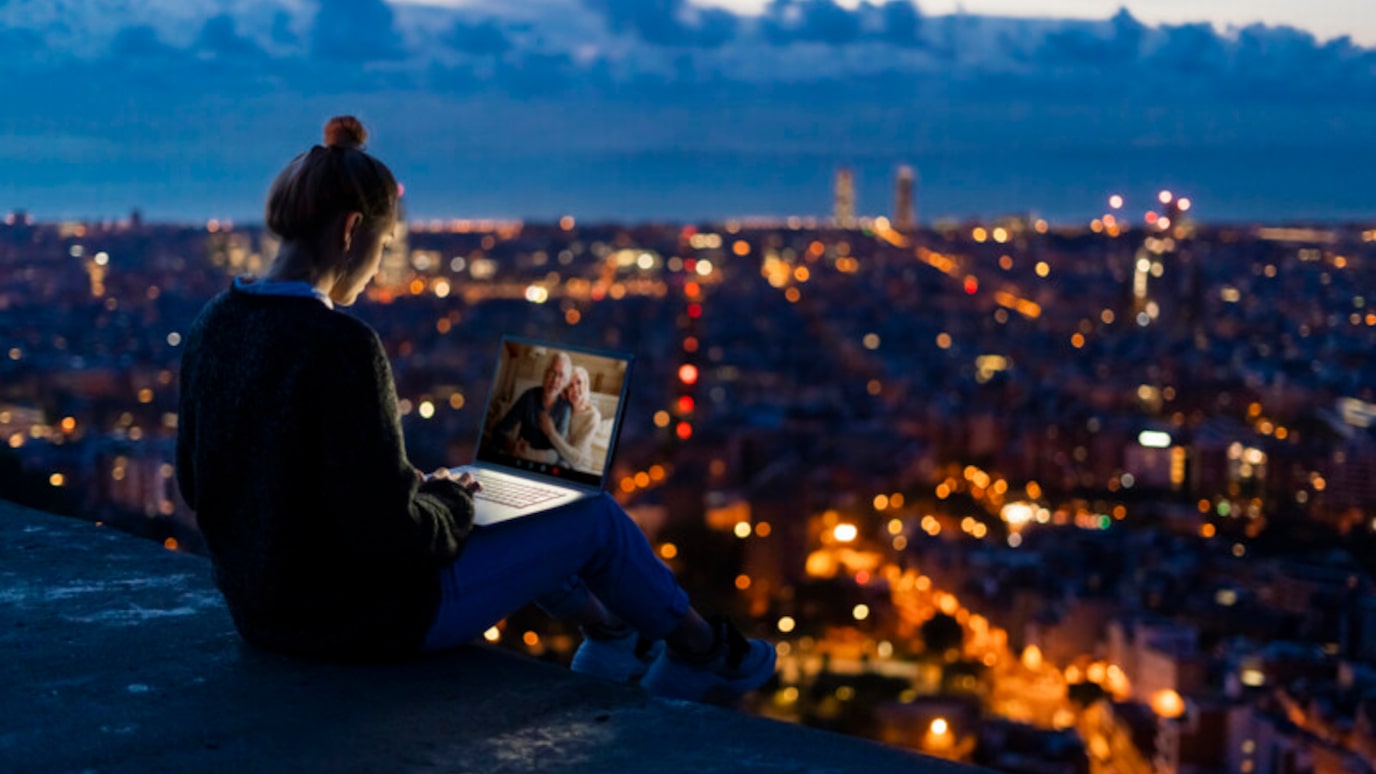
[449,336,634,526]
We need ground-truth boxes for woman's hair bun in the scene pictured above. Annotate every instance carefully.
[323,115,367,150]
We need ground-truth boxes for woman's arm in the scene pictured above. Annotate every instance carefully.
[321,325,474,564]
[545,406,601,470]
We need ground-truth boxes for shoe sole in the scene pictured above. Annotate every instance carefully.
[645,645,777,705]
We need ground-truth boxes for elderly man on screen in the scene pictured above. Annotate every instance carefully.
[493,352,573,462]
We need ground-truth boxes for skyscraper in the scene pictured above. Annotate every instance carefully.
[893,165,917,232]
[834,168,856,229]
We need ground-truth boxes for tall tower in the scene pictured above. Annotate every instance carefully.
[893,165,917,232]
[834,168,856,229]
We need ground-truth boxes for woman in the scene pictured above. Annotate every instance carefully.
[530,365,602,473]
[175,116,773,703]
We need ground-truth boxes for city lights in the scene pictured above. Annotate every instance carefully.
[1138,430,1172,448]
[0,158,1367,773]
[1151,690,1185,719]
[1001,502,1034,527]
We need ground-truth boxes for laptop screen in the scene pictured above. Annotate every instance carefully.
[474,338,632,489]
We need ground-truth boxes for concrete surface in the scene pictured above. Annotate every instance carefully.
[0,502,979,773]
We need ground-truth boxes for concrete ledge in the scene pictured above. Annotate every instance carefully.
[0,502,975,773]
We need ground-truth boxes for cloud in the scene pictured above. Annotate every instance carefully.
[878,1,923,47]
[2,0,1375,161]
[270,10,299,47]
[2,0,1370,105]
[1013,8,1141,73]
[583,0,738,47]
[1148,22,1227,76]
[311,0,406,61]
[196,14,266,59]
[0,27,45,59]
[109,25,178,60]
[442,18,511,56]
[762,0,863,46]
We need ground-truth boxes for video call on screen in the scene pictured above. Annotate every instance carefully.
[476,341,628,489]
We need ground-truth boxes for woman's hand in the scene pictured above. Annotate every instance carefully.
[425,467,481,494]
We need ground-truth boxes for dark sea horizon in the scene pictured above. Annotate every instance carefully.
[3,145,1371,227]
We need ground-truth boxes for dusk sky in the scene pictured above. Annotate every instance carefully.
[1,0,1373,224]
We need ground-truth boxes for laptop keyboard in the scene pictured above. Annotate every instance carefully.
[470,473,567,509]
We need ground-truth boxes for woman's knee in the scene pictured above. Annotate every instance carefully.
[544,492,622,540]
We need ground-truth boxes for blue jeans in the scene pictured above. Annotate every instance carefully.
[421,492,691,651]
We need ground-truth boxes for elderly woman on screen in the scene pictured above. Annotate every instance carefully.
[533,366,602,472]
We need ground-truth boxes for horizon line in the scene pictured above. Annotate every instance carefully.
[6,211,1373,231]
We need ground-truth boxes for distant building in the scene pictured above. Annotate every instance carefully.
[834,168,856,229]
[893,165,917,232]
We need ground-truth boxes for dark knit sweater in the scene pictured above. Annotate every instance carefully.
[176,284,474,660]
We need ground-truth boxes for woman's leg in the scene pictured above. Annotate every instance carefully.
[422,492,691,651]
[534,575,635,638]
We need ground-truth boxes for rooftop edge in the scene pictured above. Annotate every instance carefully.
[0,501,977,773]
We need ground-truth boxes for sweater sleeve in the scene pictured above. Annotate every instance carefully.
[322,325,474,564]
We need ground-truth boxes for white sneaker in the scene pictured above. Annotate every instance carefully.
[570,628,664,683]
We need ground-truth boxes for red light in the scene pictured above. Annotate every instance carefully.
[678,364,699,385]
[855,570,870,585]
[684,281,701,298]
[678,395,695,414]
[676,422,693,440]
[1145,211,1159,225]
[397,182,406,198]
[684,258,697,273]
[687,304,702,319]
[964,276,978,295]
[683,336,699,353]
